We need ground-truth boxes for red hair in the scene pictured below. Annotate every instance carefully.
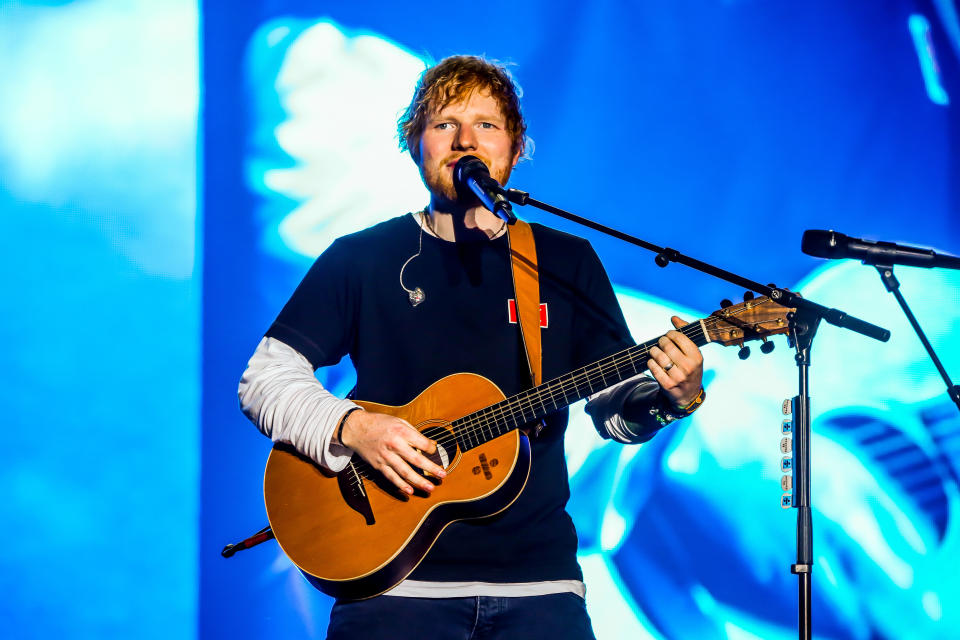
[398,55,528,164]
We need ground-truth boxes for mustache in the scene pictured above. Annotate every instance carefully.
[444,154,490,167]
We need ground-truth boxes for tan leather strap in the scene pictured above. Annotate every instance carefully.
[507,220,541,387]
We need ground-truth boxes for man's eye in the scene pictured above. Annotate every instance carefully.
[435,122,454,130]
[479,122,495,129]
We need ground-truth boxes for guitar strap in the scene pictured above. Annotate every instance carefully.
[506,220,542,388]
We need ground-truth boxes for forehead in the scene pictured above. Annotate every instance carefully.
[429,89,506,120]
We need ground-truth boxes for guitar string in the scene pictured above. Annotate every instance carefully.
[344,313,772,485]
[344,312,772,486]
[457,323,704,438]
[343,315,763,486]
[434,315,732,445]
[341,325,705,485]
[453,310,772,445]
[343,324,705,486]
[435,320,709,447]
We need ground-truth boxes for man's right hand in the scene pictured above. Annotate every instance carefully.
[339,410,447,495]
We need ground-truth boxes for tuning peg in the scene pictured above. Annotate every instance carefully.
[738,346,751,360]
[720,299,733,308]
[761,340,775,354]
[743,291,754,301]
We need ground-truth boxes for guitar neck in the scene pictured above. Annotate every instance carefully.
[452,320,711,451]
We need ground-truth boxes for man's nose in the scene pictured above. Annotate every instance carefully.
[453,125,477,150]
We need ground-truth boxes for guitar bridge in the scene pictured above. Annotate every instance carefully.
[337,459,375,525]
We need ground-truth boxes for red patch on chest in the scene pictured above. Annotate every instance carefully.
[507,299,548,328]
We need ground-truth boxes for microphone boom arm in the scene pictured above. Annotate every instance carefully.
[505,188,890,342]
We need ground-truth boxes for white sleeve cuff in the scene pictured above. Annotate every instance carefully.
[238,336,357,473]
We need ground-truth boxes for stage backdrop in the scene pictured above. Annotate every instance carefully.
[201,1,960,638]
[2,0,959,639]
[1,1,199,638]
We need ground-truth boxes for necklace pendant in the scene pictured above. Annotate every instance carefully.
[409,287,425,307]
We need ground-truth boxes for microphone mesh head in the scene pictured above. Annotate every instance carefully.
[801,229,841,258]
[454,155,487,181]
[453,155,490,198]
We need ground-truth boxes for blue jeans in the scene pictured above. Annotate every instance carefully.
[326,592,597,640]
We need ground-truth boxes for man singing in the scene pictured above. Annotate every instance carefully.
[240,55,705,639]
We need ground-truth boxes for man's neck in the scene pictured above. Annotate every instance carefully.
[426,199,505,242]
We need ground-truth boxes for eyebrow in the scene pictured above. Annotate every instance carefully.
[430,111,506,123]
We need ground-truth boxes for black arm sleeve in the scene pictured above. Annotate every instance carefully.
[265,238,358,370]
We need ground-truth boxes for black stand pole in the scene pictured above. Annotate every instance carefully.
[874,264,960,414]
[787,307,820,640]
[504,187,890,640]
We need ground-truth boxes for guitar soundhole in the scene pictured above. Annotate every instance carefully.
[421,425,457,470]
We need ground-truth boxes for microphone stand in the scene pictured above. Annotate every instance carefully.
[873,264,960,413]
[504,187,890,640]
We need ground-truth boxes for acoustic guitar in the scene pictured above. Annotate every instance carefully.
[263,295,793,600]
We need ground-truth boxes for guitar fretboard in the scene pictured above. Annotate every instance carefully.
[451,321,710,451]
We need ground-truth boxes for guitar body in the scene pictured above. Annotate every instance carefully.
[263,373,532,600]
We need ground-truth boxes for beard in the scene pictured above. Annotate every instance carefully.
[419,154,514,207]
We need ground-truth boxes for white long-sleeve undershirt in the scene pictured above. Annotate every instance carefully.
[238,337,358,473]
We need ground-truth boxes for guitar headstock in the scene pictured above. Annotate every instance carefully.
[704,294,795,352]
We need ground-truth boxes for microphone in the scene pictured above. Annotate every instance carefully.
[453,155,516,224]
[801,230,960,270]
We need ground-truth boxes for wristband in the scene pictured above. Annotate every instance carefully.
[335,406,363,445]
[652,387,706,426]
[675,387,706,414]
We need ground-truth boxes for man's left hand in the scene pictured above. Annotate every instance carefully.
[647,316,704,408]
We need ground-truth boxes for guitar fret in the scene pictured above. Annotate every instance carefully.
[458,424,469,450]
[465,424,476,449]
[535,391,547,415]
[523,400,535,422]
[483,407,494,438]
[489,407,503,441]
